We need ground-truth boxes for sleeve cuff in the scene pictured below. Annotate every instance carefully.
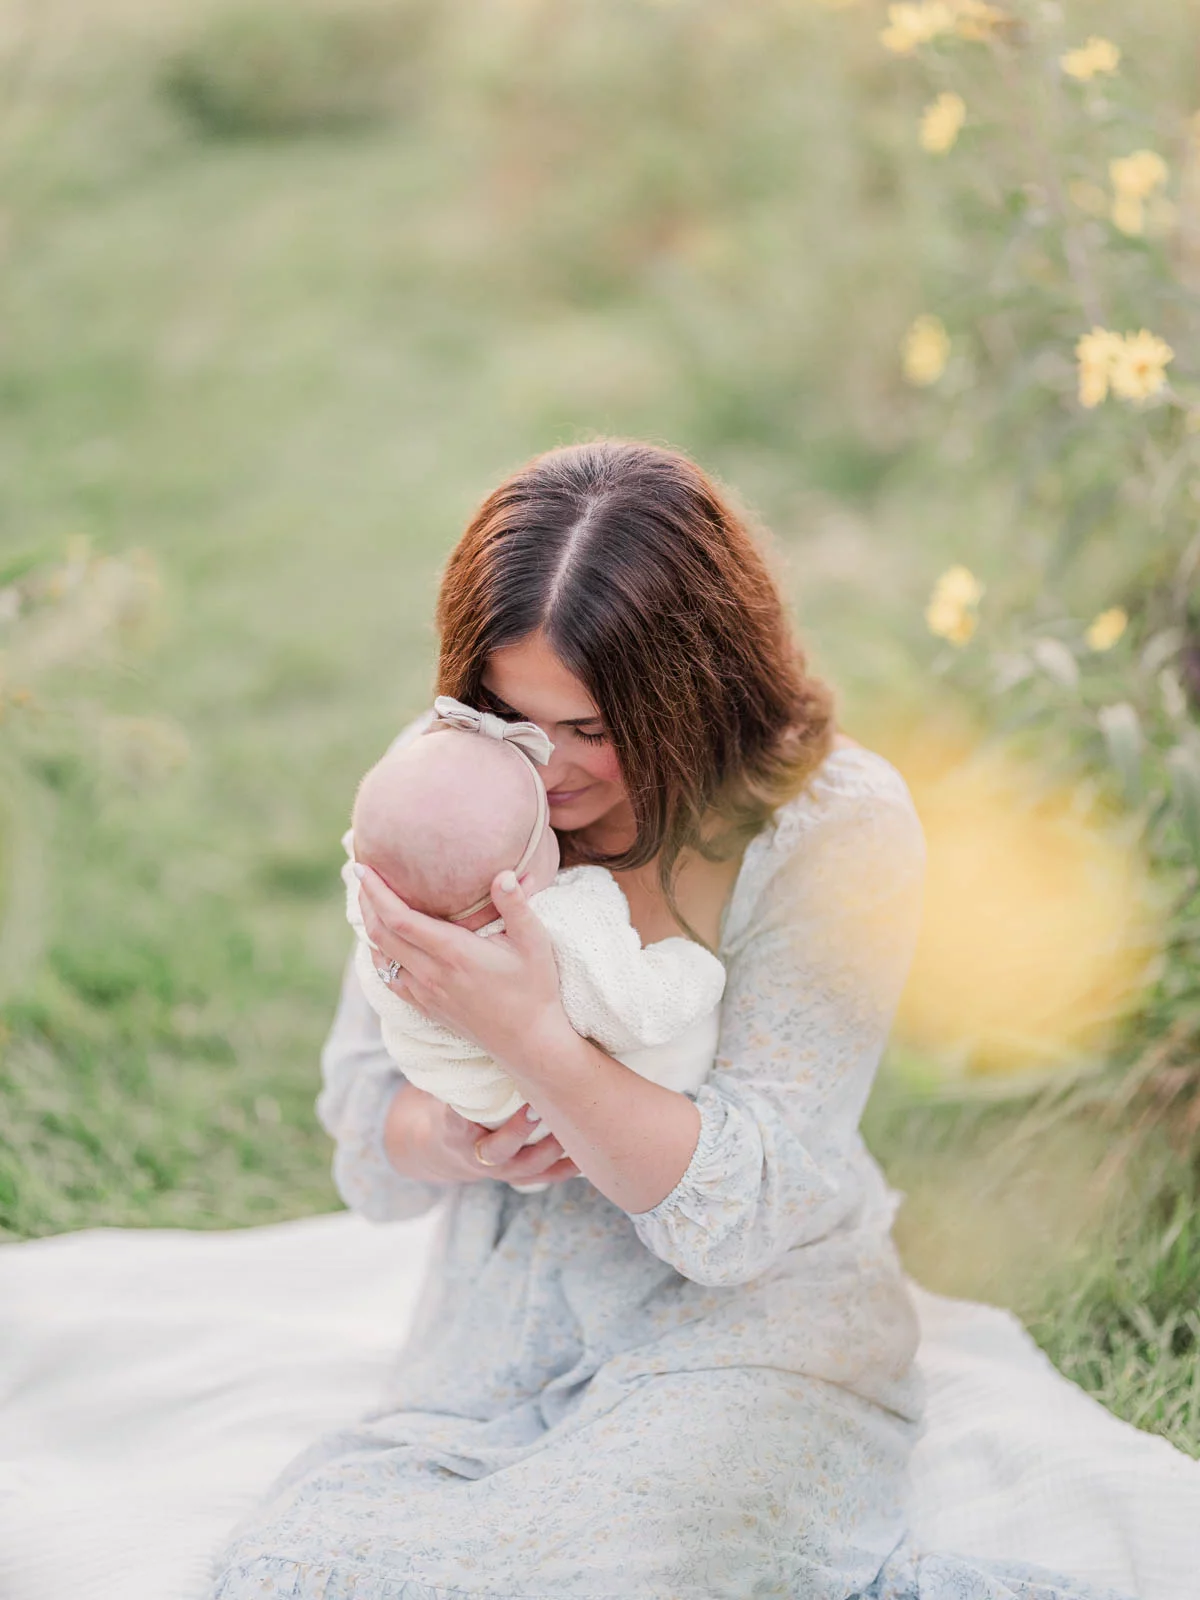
[625,1087,729,1231]
[330,1068,447,1223]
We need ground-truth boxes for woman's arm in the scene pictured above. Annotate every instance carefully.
[354,866,704,1213]
[318,951,581,1214]
[357,755,924,1278]
[316,955,448,1221]
[623,768,925,1285]
[470,1011,704,1215]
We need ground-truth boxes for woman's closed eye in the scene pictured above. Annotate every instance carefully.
[477,689,608,745]
[475,690,526,723]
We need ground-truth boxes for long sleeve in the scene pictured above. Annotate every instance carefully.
[316,952,450,1223]
[626,749,925,1287]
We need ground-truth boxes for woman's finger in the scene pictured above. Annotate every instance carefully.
[360,910,441,989]
[387,972,430,1018]
[472,1107,546,1168]
[355,865,459,960]
[488,870,547,955]
[491,1132,566,1176]
[495,1135,570,1181]
[538,1156,581,1184]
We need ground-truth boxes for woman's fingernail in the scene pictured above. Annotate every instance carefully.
[525,1105,541,1124]
[352,863,366,880]
[498,870,518,893]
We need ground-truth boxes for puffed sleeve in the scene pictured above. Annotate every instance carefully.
[315,710,447,1222]
[316,953,449,1221]
[626,751,925,1287]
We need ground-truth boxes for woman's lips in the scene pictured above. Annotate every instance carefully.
[546,784,592,805]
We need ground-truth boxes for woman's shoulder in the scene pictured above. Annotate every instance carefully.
[721,742,925,949]
[766,741,921,848]
[723,743,924,947]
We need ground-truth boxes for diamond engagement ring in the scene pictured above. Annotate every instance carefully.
[474,1136,497,1167]
[377,958,403,984]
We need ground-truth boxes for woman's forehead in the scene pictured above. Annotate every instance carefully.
[482,633,600,724]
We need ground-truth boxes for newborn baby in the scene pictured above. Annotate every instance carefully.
[341,695,727,1191]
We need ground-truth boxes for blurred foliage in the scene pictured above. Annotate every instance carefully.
[843,0,1200,1102]
[0,0,1197,1446]
[161,1,436,139]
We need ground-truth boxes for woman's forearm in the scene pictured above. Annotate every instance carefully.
[381,1080,444,1182]
[500,1018,702,1215]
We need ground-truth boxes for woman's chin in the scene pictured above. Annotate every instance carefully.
[549,801,596,828]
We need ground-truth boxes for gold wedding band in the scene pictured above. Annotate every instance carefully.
[474,1136,497,1167]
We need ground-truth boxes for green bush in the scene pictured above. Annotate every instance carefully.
[161,0,435,139]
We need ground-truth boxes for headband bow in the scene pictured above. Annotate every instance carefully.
[426,695,553,922]
[431,695,554,766]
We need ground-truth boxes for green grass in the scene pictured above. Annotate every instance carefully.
[865,1083,1200,1457]
[0,0,1196,1458]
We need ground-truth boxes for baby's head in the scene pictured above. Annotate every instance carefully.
[351,727,560,931]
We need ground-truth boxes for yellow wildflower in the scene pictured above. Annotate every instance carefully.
[920,92,966,154]
[1111,194,1146,237]
[881,2,954,54]
[926,565,984,646]
[1086,607,1128,651]
[1111,150,1168,200]
[1108,329,1174,402]
[935,565,983,607]
[1061,36,1121,81]
[1109,150,1168,236]
[952,0,1007,41]
[903,314,950,386]
[1075,327,1122,409]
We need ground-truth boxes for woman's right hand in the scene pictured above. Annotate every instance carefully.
[382,1081,581,1188]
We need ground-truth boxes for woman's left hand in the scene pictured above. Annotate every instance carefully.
[355,865,571,1078]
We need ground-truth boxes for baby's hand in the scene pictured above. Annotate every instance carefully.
[384,1086,579,1188]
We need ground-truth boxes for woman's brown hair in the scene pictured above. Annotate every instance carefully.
[435,440,834,933]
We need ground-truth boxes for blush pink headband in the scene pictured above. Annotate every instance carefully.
[427,695,554,922]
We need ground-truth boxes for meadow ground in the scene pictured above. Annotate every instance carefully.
[1,0,1197,1456]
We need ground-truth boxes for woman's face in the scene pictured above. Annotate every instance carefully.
[480,631,630,838]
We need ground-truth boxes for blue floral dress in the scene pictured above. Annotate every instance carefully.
[210,745,1128,1600]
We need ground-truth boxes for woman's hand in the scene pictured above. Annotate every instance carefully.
[383,1081,580,1187]
[355,865,573,1081]
[359,862,702,1215]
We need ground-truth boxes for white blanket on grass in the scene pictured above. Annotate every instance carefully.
[0,1210,1197,1600]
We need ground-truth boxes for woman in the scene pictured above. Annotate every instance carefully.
[212,441,1124,1599]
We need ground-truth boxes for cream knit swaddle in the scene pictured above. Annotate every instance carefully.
[341,838,727,1187]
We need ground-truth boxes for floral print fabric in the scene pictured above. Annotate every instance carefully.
[210,746,1128,1600]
